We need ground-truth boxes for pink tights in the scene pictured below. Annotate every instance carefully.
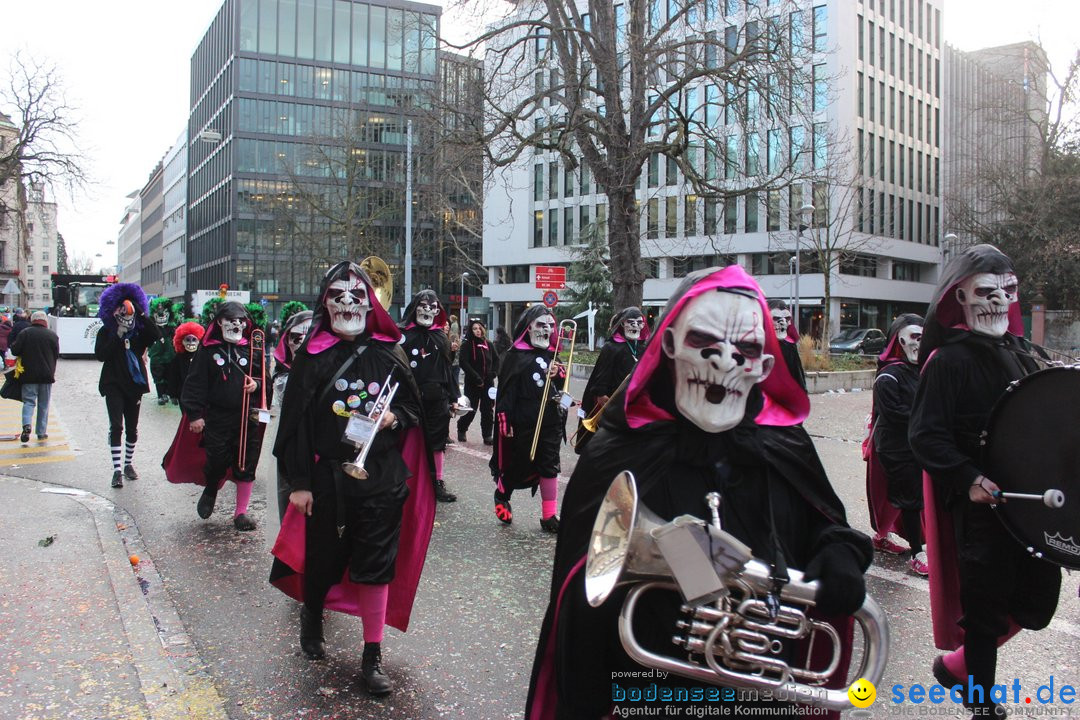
[356,584,388,644]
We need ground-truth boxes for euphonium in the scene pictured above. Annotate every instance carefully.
[586,472,890,711]
[529,319,577,462]
[360,255,394,310]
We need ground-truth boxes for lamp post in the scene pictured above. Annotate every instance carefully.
[459,271,469,335]
[942,232,957,265]
[794,202,815,335]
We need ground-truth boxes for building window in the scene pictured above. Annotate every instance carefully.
[893,261,919,282]
[42,251,49,260]
[684,195,698,237]
[665,196,677,238]
[564,165,574,196]
[812,5,827,52]
[534,164,543,202]
[647,198,659,239]
[549,210,559,246]
[27,279,33,288]
[42,265,49,274]
[564,207,574,245]
[580,165,591,194]
[745,193,759,233]
[724,199,738,233]
[533,211,544,247]
[549,163,559,199]
[812,64,826,112]
[648,153,659,187]
[767,190,781,231]
[839,255,878,277]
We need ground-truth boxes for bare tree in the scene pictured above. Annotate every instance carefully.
[0,53,87,218]
[448,0,824,307]
[67,252,97,274]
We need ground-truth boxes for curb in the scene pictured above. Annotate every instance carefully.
[2,475,230,720]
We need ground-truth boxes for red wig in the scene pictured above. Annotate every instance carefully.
[173,321,206,353]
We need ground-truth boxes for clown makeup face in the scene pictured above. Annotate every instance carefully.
[415,299,439,327]
[153,307,171,327]
[326,275,370,339]
[182,335,200,353]
[662,291,775,433]
[897,324,923,364]
[955,272,1018,338]
[623,316,645,341]
[770,308,792,338]
[114,302,135,334]
[286,318,312,355]
[529,313,556,350]
[218,316,247,344]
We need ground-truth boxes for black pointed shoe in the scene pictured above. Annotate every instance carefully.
[197,488,217,519]
[540,515,560,534]
[457,429,467,442]
[123,464,139,481]
[361,643,393,696]
[299,606,326,659]
[20,425,30,443]
[233,513,257,531]
[111,471,124,488]
[433,479,457,503]
[483,436,494,445]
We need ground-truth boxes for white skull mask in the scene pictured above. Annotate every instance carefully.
[182,335,200,353]
[286,319,312,355]
[897,324,923,364]
[326,275,370,339]
[529,313,556,350]
[622,316,644,341]
[662,291,775,433]
[153,308,171,326]
[770,308,792,338]
[218,316,247,344]
[415,299,439,327]
[955,272,1018,338]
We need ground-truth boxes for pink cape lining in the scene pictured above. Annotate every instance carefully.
[624,266,809,429]
[268,427,435,632]
[161,413,240,488]
[863,440,903,538]
[272,336,289,367]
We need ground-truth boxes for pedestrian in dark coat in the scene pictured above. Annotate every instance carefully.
[9,308,30,346]
[457,318,498,445]
[11,311,59,443]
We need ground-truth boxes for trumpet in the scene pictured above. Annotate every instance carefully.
[530,319,577,462]
[586,471,889,711]
[342,371,400,480]
[238,329,267,473]
[570,376,631,448]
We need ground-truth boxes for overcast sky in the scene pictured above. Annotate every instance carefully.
[0,0,1076,268]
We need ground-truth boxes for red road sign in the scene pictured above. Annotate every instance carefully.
[542,290,559,308]
[535,265,567,289]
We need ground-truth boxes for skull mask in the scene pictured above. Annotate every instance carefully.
[415,299,439,328]
[153,307,171,327]
[218,316,247,344]
[182,334,200,353]
[955,272,1018,338]
[286,318,312,355]
[326,274,370,339]
[622,315,645,341]
[662,291,775,433]
[897,324,923,364]
[770,308,792,339]
[529,313,556,350]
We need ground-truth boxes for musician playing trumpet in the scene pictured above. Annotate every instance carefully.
[526,267,873,718]
[177,302,269,531]
[269,261,435,697]
[489,306,569,533]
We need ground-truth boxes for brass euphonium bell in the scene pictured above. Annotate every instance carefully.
[360,255,393,310]
[586,471,890,711]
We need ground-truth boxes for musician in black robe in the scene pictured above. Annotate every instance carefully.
[180,302,269,531]
[767,299,806,391]
[489,305,566,533]
[573,307,648,454]
[400,289,457,502]
[526,266,872,719]
[869,313,927,575]
[908,245,1061,716]
[269,261,435,696]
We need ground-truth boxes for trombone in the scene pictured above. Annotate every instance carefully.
[238,329,267,473]
[530,319,577,462]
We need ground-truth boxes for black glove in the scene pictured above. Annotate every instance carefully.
[801,543,866,616]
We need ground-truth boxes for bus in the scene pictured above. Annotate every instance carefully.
[49,273,117,356]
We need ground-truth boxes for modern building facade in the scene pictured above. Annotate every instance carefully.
[117,191,142,285]
[162,130,188,301]
[23,185,57,312]
[482,0,948,338]
[187,0,442,319]
[139,161,165,296]
[0,111,29,310]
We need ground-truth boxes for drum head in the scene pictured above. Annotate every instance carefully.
[983,366,1080,569]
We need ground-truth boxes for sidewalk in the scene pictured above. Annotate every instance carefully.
[0,476,228,720]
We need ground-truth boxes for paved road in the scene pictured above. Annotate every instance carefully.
[0,360,1075,719]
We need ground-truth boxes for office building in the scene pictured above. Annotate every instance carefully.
[117,191,141,285]
[162,130,189,301]
[140,160,165,296]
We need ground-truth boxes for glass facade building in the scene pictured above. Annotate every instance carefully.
[187,0,441,316]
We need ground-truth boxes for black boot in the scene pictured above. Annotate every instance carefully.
[111,470,124,488]
[123,464,139,481]
[361,642,393,695]
[20,425,30,443]
[457,428,467,442]
[434,479,457,503]
[299,606,326,659]
[197,488,218,519]
[540,515,560,534]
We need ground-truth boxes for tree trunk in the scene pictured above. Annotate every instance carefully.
[821,254,832,343]
[607,187,645,308]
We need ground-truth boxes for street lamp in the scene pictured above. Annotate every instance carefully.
[942,232,957,265]
[459,271,469,335]
[794,202,815,336]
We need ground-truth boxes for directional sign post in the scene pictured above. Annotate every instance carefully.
[542,290,559,308]
[535,265,567,290]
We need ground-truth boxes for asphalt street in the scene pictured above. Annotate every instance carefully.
[0,359,1075,720]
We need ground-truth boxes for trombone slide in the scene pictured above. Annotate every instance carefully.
[530,319,577,462]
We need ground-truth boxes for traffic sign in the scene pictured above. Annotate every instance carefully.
[535,265,567,289]
[542,290,559,308]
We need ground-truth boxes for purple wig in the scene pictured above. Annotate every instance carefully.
[97,283,150,335]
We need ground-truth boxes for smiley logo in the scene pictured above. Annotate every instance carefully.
[848,678,876,708]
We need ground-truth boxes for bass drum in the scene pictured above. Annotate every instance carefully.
[982,365,1080,569]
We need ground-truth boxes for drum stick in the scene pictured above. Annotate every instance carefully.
[993,489,1065,508]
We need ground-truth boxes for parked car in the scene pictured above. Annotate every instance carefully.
[829,327,887,355]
